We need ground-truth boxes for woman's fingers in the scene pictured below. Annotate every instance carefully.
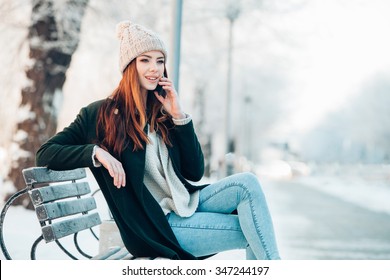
[110,162,126,188]
[158,78,176,95]
[116,163,126,187]
[95,147,126,188]
[155,78,185,119]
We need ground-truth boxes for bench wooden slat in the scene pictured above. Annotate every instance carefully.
[35,197,97,221]
[29,182,91,205]
[42,212,101,242]
[23,167,86,186]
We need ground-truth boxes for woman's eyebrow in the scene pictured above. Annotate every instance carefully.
[139,54,164,60]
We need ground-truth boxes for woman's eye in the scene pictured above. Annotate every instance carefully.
[157,60,164,64]
[140,59,149,63]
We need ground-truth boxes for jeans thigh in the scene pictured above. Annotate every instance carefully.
[197,172,260,214]
[167,212,248,257]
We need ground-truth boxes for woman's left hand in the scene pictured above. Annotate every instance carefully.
[154,77,186,119]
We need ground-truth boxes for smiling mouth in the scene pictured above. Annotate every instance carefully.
[145,76,159,82]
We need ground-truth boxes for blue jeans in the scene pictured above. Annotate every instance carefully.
[167,172,280,260]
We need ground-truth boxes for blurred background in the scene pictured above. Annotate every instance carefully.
[1,0,390,259]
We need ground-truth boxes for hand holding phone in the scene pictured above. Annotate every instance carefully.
[154,75,185,119]
[154,74,167,98]
[155,83,166,98]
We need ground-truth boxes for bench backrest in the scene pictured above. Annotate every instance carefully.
[22,167,102,243]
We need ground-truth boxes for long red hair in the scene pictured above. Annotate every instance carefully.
[96,60,171,158]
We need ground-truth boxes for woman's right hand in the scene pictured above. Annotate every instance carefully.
[95,146,126,188]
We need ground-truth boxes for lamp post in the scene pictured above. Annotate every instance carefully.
[244,95,252,161]
[171,0,183,91]
[225,1,240,176]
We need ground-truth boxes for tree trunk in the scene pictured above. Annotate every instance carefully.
[6,0,89,208]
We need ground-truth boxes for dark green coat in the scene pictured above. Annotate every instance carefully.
[36,99,207,259]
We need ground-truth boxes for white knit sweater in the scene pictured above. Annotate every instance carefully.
[143,120,199,217]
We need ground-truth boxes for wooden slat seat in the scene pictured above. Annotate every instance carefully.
[21,167,116,259]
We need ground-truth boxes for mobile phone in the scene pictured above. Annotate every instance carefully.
[155,84,166,98]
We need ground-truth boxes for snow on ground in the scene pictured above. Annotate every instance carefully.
[295,164,390,215]
[296,175,390,215]
[257,161,390,215]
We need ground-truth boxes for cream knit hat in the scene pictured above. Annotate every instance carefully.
[116,20,168,73]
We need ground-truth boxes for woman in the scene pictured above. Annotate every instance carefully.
[36,20,280,260]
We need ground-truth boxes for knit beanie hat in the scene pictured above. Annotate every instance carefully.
[116,20,168,73]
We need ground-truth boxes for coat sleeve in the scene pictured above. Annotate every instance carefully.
[36,106,97,170]
[170,121,204,181]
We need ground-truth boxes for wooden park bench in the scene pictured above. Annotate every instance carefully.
[0,167,165,260]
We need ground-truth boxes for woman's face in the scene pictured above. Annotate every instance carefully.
[136,50,165,93]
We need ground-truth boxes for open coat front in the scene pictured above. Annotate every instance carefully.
[36,99,207,259]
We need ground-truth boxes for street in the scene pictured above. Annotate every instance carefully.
[264,179,390,260]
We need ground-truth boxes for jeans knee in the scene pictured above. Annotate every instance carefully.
[234,172,264,200]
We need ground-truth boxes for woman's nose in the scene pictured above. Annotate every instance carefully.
[149,62,158,72]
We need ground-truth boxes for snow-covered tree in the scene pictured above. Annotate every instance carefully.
[5,0,88,208]
[298,73,390,164]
